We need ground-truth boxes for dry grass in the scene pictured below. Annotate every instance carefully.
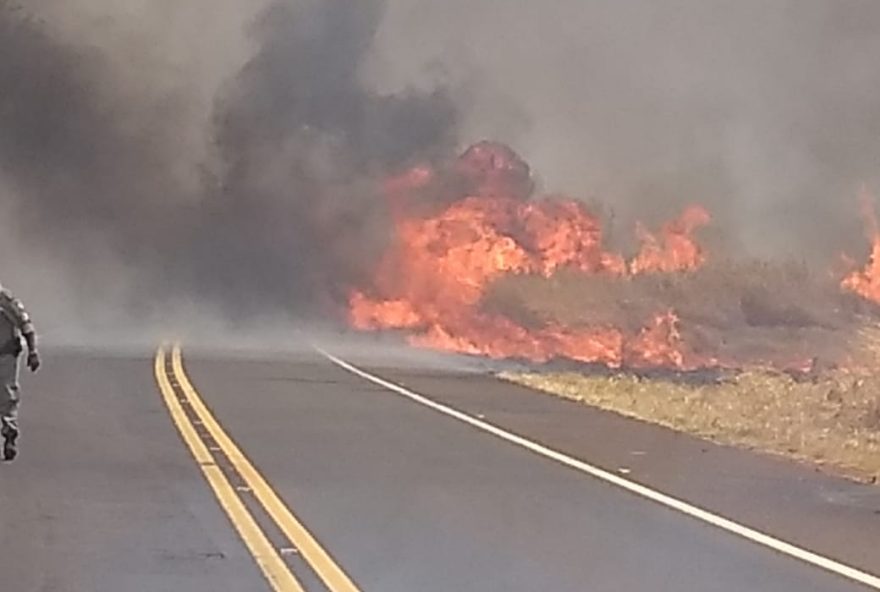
[488,261,873,368]
[504,345,880,482]
[490,261,880,482]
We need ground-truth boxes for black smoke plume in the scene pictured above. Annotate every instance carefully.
[0,0,457,327]
[206,0,457,314]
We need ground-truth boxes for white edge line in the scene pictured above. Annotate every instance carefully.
[316,347,880,591]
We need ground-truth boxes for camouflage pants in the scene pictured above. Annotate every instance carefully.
[0,354,20,438]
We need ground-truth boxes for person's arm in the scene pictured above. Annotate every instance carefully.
[0,290,39,371]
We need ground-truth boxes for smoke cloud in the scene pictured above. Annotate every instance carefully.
[369,0,880,257]
[0,0,457,338]
[0,0,878,341]
[207,0,457,314]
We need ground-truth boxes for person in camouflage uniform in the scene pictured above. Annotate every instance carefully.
[0,283,40,461]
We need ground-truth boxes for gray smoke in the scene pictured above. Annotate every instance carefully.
[206,0,457,314]
[0,0,457,337]
[0,0,267,334]
[369,0,880,258]
[0,0,879,341]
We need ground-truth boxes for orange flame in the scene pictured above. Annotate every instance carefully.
[626,311,688,369]
[350,142,713,369]
[841,188,880,304]
[631,205,711,274]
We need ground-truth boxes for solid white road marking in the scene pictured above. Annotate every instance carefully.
[318,348,880,590]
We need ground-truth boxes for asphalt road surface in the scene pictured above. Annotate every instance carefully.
[1,345,880,592]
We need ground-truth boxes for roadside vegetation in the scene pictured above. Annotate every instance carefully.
[493,266,880,483]
[506,364,880,482]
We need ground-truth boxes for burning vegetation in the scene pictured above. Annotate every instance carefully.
[348,141,880,375]
[842,189,880,306]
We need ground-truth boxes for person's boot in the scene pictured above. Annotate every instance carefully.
[3,431,17,461]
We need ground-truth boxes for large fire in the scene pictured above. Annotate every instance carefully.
[349,142,714,369]
[348,143,880,371]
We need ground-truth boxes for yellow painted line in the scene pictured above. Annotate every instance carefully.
[154,347,305,592]
[319,348,880,591]
[170,345,362,592]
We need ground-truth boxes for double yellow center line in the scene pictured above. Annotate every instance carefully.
[154,345,361,592]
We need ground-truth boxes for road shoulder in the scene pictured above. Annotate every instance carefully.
[357,361,880,576]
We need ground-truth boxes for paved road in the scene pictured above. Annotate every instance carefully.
[1,346,879,591]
